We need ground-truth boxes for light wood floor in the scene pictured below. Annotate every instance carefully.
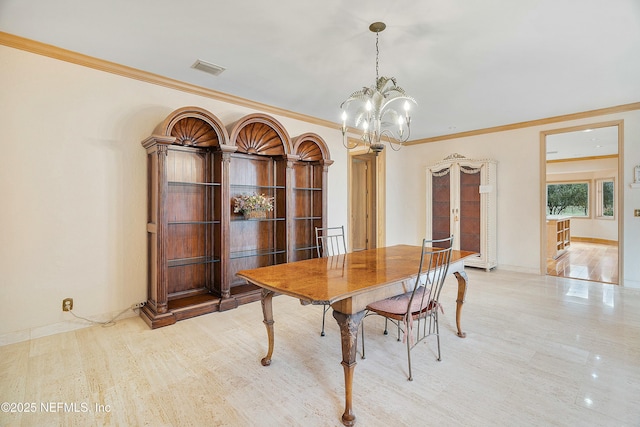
[546,241,619,284]
[2,269,639,426]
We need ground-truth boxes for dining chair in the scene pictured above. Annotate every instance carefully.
[315,225,347,336]
[361,236,454,381]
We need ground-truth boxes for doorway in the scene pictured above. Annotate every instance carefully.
[541,121,623,284]
[351,154,375,251]
[348,146,386,251]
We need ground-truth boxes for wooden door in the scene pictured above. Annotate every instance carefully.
[351,154,376,251]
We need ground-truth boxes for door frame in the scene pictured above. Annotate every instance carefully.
[347,140,386,251]
[539,119,624,284]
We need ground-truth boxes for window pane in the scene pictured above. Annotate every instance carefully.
[546,182,589,217]
[598,179,614,218]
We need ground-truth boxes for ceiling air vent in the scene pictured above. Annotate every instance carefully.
[191,59,226,76]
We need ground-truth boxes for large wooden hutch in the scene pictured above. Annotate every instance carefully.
[140,107,332,328]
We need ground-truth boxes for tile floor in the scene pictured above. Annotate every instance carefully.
[1,268,639,426]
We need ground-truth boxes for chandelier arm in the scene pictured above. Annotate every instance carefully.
[379,128,410,150]
[377,131,402,152]
[379,96,417,112]
[342,132,362,150]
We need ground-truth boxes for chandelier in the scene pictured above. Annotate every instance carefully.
[340,22,417,155]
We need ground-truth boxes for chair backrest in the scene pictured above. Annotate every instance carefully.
[410,236,454,313]
[315,226,347,258]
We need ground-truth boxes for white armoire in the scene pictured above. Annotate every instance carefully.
[426,153,497,271]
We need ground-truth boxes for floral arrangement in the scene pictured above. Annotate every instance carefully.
[233,193,274,214]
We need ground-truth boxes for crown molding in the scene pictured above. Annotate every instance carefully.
[406,102,640,145]
[0,31,340,132]
[2,31,638,145]
[547,154,618,164]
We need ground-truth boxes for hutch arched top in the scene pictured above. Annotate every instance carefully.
[228,113,292,156]
[152,105,229,148]
[291,132,333,164]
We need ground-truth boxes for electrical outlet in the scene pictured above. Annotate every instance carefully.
[131,301,146,309]
[62,298,73,311]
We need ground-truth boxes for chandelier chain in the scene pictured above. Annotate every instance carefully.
[375,31,380,81]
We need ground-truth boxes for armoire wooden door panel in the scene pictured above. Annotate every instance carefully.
[431,171,451,242]
[459,168,481,253]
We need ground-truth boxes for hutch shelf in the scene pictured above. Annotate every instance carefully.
[140,107,332,328]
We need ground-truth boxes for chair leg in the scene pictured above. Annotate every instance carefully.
[383,318,388,335]
[406,327,413,381]
[434,312,441,361]
[361,320,366,359]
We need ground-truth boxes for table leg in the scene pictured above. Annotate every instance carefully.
[260,289,275,366]
[332,309,365,427]
[453,271,469,338]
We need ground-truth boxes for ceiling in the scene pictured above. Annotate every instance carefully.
[1,0,639,150]
[546,125,618,161]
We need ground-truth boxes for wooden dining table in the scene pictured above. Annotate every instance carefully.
[236,244,477,426]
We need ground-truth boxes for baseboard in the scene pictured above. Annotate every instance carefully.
[488,264,541,275]
[571,236,618,246]
[0,307,140,347]
[623,279,640,289]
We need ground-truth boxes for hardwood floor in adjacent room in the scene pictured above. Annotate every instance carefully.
[1,269,639,426]
[547,240,619,284]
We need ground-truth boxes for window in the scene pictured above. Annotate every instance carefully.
[596,178,615,219]
[546,182,589,217]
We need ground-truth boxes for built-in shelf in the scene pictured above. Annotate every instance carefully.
[547,216,571,259]
[169,181,221,186]
[230,248,287,260]
[168,256,221,268]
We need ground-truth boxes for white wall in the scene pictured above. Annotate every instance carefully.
[1,44,639,345]
[384,114,640,284]
[386,127,544,273]
[622,117,640,287]
[0,45,347,344]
